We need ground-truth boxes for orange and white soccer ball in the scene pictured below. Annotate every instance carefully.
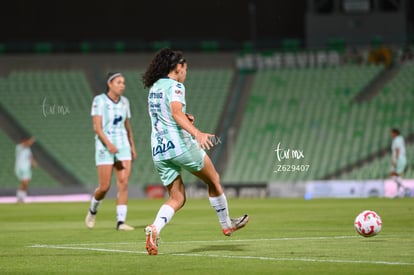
[354,210,382,237]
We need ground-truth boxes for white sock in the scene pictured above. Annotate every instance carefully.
[209,193,232,229]
[16,190,27,202]
[116,205,127,223]
[89,196,101,214]
[153,204,175,234]
[392,176,404,196]
[393,176,402,186]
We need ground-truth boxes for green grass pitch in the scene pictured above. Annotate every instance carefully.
[1,198,414,274]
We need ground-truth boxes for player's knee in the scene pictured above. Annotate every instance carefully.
[206,172,221,188]
[117,181,129,192]
[97,184,110,194]
[117,175,129,186]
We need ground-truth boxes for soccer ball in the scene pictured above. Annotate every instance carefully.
[354,210,382,237]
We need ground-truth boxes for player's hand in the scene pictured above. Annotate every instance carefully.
[195,132,215,150]
[107,143,118,154]
[131,147,137,161]
[186,113,195,124]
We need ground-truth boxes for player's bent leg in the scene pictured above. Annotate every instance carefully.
[192,154,222,197]
[165,175,186,211]
[193,155,249,236]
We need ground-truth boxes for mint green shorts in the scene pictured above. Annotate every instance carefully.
[153,146,206,186]
[95,146,131,166]
[15,169,32,181]
[392,157,407,174]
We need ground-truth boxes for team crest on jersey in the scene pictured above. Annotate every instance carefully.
[175,89,182,95]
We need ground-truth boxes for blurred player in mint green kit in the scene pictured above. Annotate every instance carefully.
[390,128,408,197]
[142,48,249,255]
[85,72,137,231]
[15,136,36,203]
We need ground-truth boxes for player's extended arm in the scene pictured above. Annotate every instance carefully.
[92,115,118,153]
[170,102,214,150]
[124,118,136,160]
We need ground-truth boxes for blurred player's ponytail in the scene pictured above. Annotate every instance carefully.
[142,48,186,88]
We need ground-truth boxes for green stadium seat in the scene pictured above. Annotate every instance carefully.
[34,42,52,54]
[1,71,96,185]
[152,41,171,52]
[340,63,414,180]
[327,37,346,53]
[223,64,384,182]
[200,40,219,52]
[281,39,300,52]
[114,41,125,53]
[80,42,91,53]
[371,36,383,47]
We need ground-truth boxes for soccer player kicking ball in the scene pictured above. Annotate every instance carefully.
[142,48,249,255]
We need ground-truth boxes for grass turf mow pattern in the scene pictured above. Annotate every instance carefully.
[1,198,413,274]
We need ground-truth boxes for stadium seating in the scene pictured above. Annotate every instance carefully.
[1,68,233,188]
[1,61,411,188]
[0,129,61,187]
[339,63,414,180]
[223,64,386,182]
[0,71,96,185]
[338,142,414,180]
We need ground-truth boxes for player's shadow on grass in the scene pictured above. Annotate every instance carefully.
[186,244,247,253]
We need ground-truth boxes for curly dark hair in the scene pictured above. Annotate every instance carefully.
[142,48,186,88]
[391,128,401,135]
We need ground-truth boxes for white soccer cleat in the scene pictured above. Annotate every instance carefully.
[85,211,96,229]
[117,223,135,231]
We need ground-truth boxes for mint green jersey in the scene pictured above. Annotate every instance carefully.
[148,78,196,161]
[15,144,32,172]
[91,93,131,150]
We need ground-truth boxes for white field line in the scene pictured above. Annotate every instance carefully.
[29,244,414,266]
[28,236,414,266]
[28,235,358,247]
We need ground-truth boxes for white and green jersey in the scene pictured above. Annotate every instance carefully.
[148,77,196,161]
[15,144,32,172]
[91,93,131,150]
